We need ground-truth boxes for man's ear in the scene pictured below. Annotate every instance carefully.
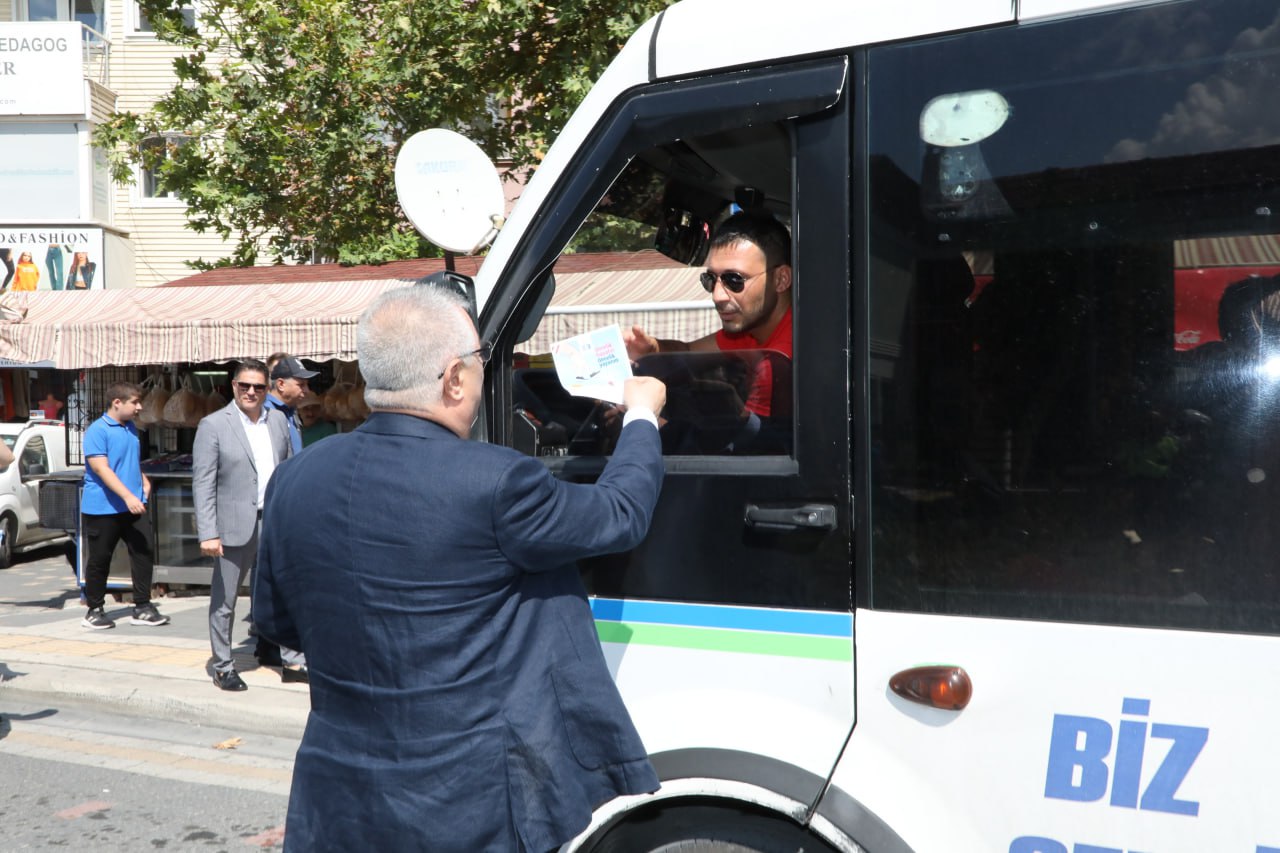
[772,264,793,294]
[441,359,465,401]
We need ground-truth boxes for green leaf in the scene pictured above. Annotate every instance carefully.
[100,0,676,266]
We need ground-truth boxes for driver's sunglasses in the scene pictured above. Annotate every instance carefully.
[437,342,492,379]
[700,268,766,294]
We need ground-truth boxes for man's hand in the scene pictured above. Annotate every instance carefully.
[125,495,146,515]
[200,538,224,558]
[623,376,666,417]
[623,325,659,361]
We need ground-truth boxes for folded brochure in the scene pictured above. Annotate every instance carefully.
[550,324,632,404]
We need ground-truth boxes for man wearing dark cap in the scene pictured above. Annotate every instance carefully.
[265,353,319,454]
[255,352,315,678]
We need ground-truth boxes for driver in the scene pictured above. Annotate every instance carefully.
[623,211,792,417]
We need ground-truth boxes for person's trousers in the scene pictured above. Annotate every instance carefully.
[209,524,304,672]
[45,246,63,291]
[209,531,255,675]
[253,636,305,667]
[83,511,155,611]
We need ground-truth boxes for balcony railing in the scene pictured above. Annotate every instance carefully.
[81,24,111,88]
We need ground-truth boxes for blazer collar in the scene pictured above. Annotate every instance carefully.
[357,411,458,440]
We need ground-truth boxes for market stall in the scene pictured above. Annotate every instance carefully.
[0,271,439,587]
[0,251,714,589]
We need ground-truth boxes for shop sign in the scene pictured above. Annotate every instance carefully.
[0,22,85,116]
[0,226,105,291]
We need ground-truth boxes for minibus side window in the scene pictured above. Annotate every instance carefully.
[511,122,795,459]
[867,0,1280,634]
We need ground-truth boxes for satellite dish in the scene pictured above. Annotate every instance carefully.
[919,90,1010,147]
[395,129,505,254]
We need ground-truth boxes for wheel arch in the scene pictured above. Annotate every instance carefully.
[570,748,913,853]
[0,507,18,567]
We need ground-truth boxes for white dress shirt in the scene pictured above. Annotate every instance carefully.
[237,406,276,509]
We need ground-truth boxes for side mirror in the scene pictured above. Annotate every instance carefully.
[654,207,709,266]
[417,270,478,322]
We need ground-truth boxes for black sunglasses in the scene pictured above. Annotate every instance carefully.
[234,381,267,393]
[700,269,766,294]
[437,342,492,379]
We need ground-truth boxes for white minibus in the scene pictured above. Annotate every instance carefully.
[440,1,1280,850]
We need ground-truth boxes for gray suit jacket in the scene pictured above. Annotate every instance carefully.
[192,402,292,547]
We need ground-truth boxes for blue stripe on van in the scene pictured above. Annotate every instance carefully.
[590,597,851,638]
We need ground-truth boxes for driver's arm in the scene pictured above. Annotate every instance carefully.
[625,326,719,360]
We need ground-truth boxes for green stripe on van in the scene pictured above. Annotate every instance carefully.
[595,620,852,662]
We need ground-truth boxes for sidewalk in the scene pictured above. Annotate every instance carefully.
[0,554,310,738]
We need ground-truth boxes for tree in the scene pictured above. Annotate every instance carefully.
[97,0,673,267]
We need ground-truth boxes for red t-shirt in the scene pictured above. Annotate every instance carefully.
[714,306,793,417]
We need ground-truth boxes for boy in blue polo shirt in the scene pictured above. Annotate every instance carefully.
[80,381,169,629]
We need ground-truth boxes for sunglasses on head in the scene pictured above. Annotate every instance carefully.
[699,269,766,294]
[234,381,267,393]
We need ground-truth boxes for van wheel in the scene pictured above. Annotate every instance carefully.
[586,805,839,853]
[0,516,15,568]
[650,840,757,845]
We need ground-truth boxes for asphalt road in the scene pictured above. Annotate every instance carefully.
[0,696,296,849]
[1,545,302,849]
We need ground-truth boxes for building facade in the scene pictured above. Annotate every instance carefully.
[0,0,241,290]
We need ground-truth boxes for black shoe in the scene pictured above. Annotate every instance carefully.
[281,665,309,684]
[212,670,248,692]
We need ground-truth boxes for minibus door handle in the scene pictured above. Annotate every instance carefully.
[743,503,837,531]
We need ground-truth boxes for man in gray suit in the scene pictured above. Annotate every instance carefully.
[193,358,298,691]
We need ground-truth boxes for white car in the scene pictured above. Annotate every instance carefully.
[0,419,79,568]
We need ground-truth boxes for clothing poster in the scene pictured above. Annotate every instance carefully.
[0,227,105,292]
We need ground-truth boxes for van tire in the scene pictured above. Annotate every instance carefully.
[0,515,15,568]
[585,804,839,853]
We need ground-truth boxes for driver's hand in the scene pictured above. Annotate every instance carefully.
[623,325,659,362]
[623,376,666,417]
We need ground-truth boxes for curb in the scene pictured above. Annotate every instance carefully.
[0,657,311,739]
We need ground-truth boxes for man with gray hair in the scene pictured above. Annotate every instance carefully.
[252,284,668,852]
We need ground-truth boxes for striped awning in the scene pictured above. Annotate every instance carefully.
[520,267,717,354]
[0,279,416,369]
[0,255,718,369]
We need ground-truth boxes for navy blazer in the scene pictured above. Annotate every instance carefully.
[253,412,665,852]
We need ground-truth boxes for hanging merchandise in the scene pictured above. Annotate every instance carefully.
[347,380,370,421]
[205,384,227,415]
[137,373,171,428]
[162,375,205,428]
[325,362,358,422]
